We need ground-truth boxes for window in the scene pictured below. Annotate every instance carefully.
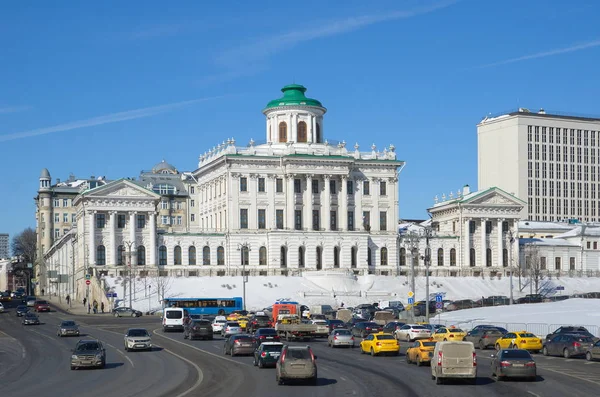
[502,249,508,267]
[469,248,476,267]
[96,214,106,229]
[117,245,124,265]
[316,123,321,143]
[351,246,358,268]
[569,257,575,270]
[295,210,302,230]
[540,257,546,270]
[63,228,69,235]
[118,214,126,228]
[240,177,248,192]
[469,221,475,234]
[298,246,305,268]
[316,246,322,270]
[280,246,287,268]
[258,177,265,192]
[437,248,444,266]
[294,179,301,193]
[595,242,598,250]
[380,211,387,231]
[162,215,169,225]
[63,213,68,223]
[348,211,354,231]
[55,213,59,223]
[217,246,225,265]
[190,186,195,194]
[363,180,370,195]
[203,246,211,265]
[159,246,167,266]
[486,248,492,267]
[297,121,307,142]
[485,221,492,234]
[347,180,354,195]
[278,121,287,142]
[276,178,283,193]
[450,248,456,266]
[312,179,319,194]
[555,257,561,270]
[240,209,248,229]
[161,201,168,210]
[330,210,337,231]
[64,198,70,207]
[137,246,146,266]
[259,246,267,266]
[367,247,372,267]
[96,245,106,266]
[190,199,195,207]
[54,228,59,238]
[400,248,406,266]
[333,246,340,268]
[276,209,284,229]
[72,213,76,223]
[381,247,388,266]
[191,214,195,222]
[137,214,146,229]
[54,199,60,207]
[174,246,182,265]
[362,211,371,231]
[189,246,196,265]
[312,210,320,230]
[258,209,266,229]
[502,221,509,233]
[380,181,387,196]
[330,179,336,194]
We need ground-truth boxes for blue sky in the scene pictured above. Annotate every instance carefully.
[2,0,600,242]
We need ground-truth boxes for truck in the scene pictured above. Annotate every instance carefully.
[275,315,318,341]
[272,301,301,322]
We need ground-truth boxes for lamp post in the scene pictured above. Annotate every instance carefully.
[70,235,77,308]
[399,230,420,322]
[123,241,135,309]
[422,227,433,320]
[237,243,250,311]
[507,230,515,305]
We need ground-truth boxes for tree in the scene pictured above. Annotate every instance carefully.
[151,271,173,308]
[522,243,546,294]
[11,227,37,262]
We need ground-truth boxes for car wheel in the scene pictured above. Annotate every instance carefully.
[71,366,76,370]
[125,346,129,352]
[361,331,366,338]
[510,344,516,349]
[114,313,119,318]
[311,376,318,385]
[406,353,411,364]
[416,357,422,367]
[542,346,549,356]
[223,346,228,355]
[444,338,448,342]
[479,340,486,350]
[370,348,376,357]
[258,360,264,368]
[131,312,136,317]
[586,352,593,361]
[563,348,570,358]
[435,376,443,385]
[231,350,236,357]
[277,377,284,385]
[253,357,257,366]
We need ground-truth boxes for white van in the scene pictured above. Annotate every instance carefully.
[162,308,186,332]
[431,341,477,385]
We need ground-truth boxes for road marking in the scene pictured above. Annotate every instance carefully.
[161,347,204,397]
[584,361,598,364]
[527,391,541,397]
[0,330,14,338]
[152,328,251,367]
[541,365,600,386]
[340,376,347,381]
[101,341,135,368]
[28,328,70,349]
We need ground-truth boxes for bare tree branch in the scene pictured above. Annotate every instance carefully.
[11,227,37,263]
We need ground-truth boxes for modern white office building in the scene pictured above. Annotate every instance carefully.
[0,233,9,259]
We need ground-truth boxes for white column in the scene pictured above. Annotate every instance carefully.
[269,176,277,229]
[497,218,504,267]
[287,114,292,142]
[481,218,487,267]
[355,179,363,231]
[311,115,316,143]
[291,114,297,142]
[340,176,348,231]
[323,175,331,231]
[109,211,117,266]
[249,175,257,230]
[88,211,95,266]
[464,218,470,267]
[373,178,380,231]
[230,176,239,229]
[287,175,295,229]
[304,175,312,230]
[129,211,136,245]
[149,212,156,266]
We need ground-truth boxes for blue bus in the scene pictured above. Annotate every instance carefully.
[162,297,243,315]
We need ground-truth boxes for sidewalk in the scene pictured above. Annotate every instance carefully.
[42,295,111,316]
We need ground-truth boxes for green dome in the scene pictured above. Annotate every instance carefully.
[265,84,324,109]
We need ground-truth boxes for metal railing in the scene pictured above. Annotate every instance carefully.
[434,319,600,338]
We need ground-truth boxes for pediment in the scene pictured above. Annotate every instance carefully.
[467,189,523,207]
[84,179,160,199]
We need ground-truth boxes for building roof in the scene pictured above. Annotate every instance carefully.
[519,238,580,247]
[264,84,324,110]
[554,226,600,239]
[479,108,600,125]
[152,160,178,174]
[40,168,50,178]
[518,220,575,232]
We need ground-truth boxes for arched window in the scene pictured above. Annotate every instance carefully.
[136,246,145,266]
[117,245,124,265]
[331,246,338,268]
[297,121,307,142]
[241,246,249,266]
[351,246,358,268]
[203,246,211,265]
[502,248,508,267]
[469,248,476,267]
[259,246,267,266]
[159,246,167,266]
[400,247,406,266]
[316,246,322,270]
[189,246,196,265]
[278,122,287,143]
[316,123,321,143]
[486,248,492,267]
[367,247,372,267]
[174,246,182,265]
[450,248,456,266]
[298,246,305,268]
[437,248,444,266]
[217,246,225,265]
[280,246,287,268]
[96,245,106,266]
[380,247,388,266]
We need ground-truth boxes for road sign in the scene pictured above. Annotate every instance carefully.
[435,294,443,303]
[106,292,117,298]
[408,297,415,305]
[435,302,443,309]
[555,286,565,291]
[85,274,91,280]
[85,280,91,285]
[408,291,414,298]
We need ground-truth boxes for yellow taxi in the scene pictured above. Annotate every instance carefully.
[226,313,241,321]
[236,316,250,330]
[495,331,543,352]
[405,339,437,366]
[431,326,467,342]
[360,332,400,356]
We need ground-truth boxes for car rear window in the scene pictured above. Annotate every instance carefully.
[255,316,270,321]
[501,350,532,359]
[518,333,536,338]
[448,329,464,333]
[364,322,379,327]
[334,330,351,336]
[166,310,183,319]
[235,336,253,342]
[259,329,277,335]
[411,325,427,330]
[36,300,48,304]
[329,320,344,324]
[422,342,437,347]
[228,322,240,327]
[263,344,283,352]
[376,335,395,340]
[287,348,311,360]
[193,320,211,326]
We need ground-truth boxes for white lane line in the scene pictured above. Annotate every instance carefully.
[102,341,135,368]
[527,391,541,397]
[585,361,598,364]
[541,365,600,386]
[340,376,347,381]
[152,328,251,367]
[28,328,70,349]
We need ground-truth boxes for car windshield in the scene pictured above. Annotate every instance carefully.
[263,344,283,352]
[501,350,532,359]
[518,333,536,338]
[17,306,27,310]
[61,321,76,327]
[259,329,277,335]
[376,335,395,340]
[193,320,211,326]
[422,342,437,347]
[127,329,149,337]
[334,330,351,336]
[76,342,100,351]
[287,348,311,360]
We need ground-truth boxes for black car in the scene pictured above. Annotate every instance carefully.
[351,321,383,338]
[413,301,437,316]
[470,325,508,335]
[112,307,142,317]
[325,319,346,333]
[22,312,40,325]
[247,315,272,333]
[184,319,213,340]
[545,326,597,343]
[16,305,29,317]
[516,294,544,304]
[543,334,595,358]
[382,321,406,334]
[252,328,280,347]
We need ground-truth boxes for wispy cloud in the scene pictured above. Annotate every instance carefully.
[0,105,31,114]
[216,0,459,68]
[0,96,225,143]
[478,39,600,69]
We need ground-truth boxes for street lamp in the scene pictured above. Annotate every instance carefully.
[399,230,420,322]
[421,227,433,319]
[123,241,135,308]
[506,230,515,305]
[237,243,250,311]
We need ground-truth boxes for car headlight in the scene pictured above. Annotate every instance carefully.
[95,354,103,359]
[71,355,78,359]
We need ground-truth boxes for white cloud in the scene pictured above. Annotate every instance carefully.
[0,106,30,114]
[478,39,600,68]
[0,96,224,142]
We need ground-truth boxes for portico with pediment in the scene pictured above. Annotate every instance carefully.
[428,185,525,276]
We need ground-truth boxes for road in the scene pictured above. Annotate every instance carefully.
[1,303,600,397]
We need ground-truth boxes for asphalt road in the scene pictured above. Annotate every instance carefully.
[2,303,600,397]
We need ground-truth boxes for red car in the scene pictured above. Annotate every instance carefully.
[34,300,51,312]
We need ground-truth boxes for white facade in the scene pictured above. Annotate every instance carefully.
[478,108,600,222]
[0,233,9,259]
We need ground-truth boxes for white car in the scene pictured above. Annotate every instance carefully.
[212,318,227,333]
[124,328,152,351]
[221,321,242,337]
[395,324,432,342]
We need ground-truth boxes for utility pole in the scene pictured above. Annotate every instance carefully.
[423,227,432,320]
[124,241,135,308]
[507,230,514,305]
[399,230,420,322]
[237,243,250,311]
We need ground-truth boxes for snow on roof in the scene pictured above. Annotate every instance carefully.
[479,114,511,124]
[518,220,574,231]
[555,226,600,239]
[519,237,580,247]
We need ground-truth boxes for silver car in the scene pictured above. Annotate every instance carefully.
[124,328,152,351]
[327,329,355,348]
[57,320,80,337]
[276,345,318,385]
[221,321,242,337]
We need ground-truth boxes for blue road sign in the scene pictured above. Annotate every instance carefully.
[435,294,443,303]
[408,297,415,305]
[106,292,118,298]
[555,286,565,291]
[435,302,443,309]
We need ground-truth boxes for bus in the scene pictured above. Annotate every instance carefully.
[162,297,243,315]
